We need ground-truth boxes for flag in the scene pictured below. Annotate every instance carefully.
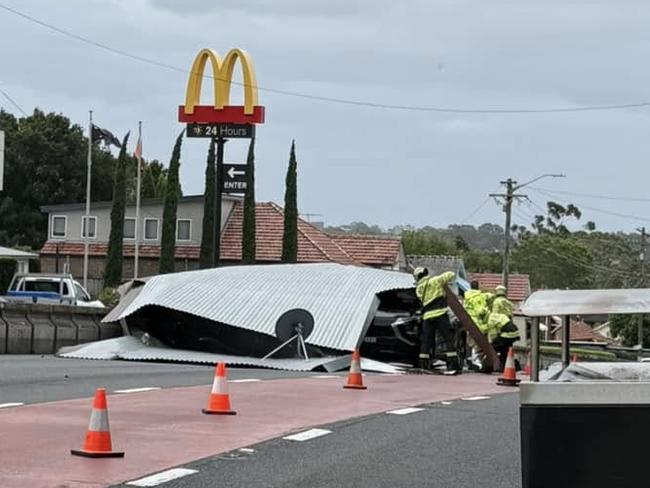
[91,124,121,147]
[133,136,143,169]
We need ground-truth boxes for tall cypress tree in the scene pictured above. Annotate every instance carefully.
[199,139,216,268]
[159,131,183,274]
[104,132,130,287]
[242,137,256,264]
[281,140,298,263]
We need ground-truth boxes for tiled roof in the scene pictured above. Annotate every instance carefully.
[467,273,531,302]
[40,242,200,259]
[220,202,358,265]
[330,234,401,267]
[551,320,613,343]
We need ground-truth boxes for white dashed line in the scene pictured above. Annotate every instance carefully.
[386,407,425,415]
[283,428,332,442]
[126,468,198,486]
[228,379,261,383]
[312,375,338,379]
[0,403,24,409]
[462,396,491,401]
[239,448,255,453]
[114,387,161,394]
[441,401,453,405]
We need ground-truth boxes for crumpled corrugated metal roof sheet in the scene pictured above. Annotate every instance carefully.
[107,263,414,352]
[57,336,402,373]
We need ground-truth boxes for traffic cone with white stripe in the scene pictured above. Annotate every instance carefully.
[71,388,124,458]
[497,347,521,387]
[344,349,367,390]
[202,362,237,415]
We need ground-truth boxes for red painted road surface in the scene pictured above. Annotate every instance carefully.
[0,373,509,487]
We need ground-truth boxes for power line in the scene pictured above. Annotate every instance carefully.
[530,186,650,203]
[460,196,491,224]
[530,187,650,223]
[3,2,650,115]
[0,85,27,116]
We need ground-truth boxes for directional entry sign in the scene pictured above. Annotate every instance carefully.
[222,164,248,194]
[187,123,255,139]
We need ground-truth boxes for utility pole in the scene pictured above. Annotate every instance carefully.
[638,226,647,349]
[491,174,565,288]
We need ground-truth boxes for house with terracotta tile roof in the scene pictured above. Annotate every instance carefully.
[39,196,406,294]
[467,272,531,305]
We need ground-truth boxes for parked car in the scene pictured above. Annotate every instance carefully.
[4,273,104,308]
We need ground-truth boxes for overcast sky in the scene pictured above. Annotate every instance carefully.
[2,0,650,232]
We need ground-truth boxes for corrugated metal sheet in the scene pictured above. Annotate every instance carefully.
[57,336,401,373]
[107,263,414,351]
[521,289,650,317]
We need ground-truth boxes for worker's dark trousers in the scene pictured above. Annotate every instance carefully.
[492,336,518,371]
[420,313,451,367]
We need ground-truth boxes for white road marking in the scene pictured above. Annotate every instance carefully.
[312,375,338,379]
[441,401,453,405]
[283,428,332,442]
[462,396,491,401]
[0,403,24,409]
[239,448,255,453]
[126,468,198,486]
[386,407,425,415]
[228,378,261,383]
[114,387,161,394]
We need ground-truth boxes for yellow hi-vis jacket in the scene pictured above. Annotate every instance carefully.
[487,312,520,342]
[464,289,489,333]
[492,296,514,318]
[416,271,455,320]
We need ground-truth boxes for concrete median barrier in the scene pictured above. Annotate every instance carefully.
[0,301,119,354]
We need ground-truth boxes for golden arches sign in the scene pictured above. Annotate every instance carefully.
[178,48,265,124]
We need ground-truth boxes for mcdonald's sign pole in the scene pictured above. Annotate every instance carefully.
[179,48,265,267]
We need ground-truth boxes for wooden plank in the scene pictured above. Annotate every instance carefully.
[444,284,501,371]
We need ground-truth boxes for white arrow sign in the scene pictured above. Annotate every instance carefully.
[227,166,246,179]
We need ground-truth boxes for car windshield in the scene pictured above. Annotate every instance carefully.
[74,282,90,301]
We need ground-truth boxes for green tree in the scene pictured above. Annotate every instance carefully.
[199,139,216,269]
[0,109,116,249]
[281,140,298,263]
[610,315,650,347]
[242,138,256,264]
[159,132,183,274]
[103,132,131,287]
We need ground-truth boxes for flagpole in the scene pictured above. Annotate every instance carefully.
[83,110,92,289]
[134,120,142,279]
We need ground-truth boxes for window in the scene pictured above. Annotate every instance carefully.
[74,282,90,302]
[123,218,136,239]
[51,216,67,238]
[144,218,159,241]
[177,219,191,241]
[24,280,69,295]
[81,216,97,239]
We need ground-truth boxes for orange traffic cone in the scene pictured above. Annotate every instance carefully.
[497,348,521,387]
[202,362,236,415]
[71,388,124,458]
[522,351,531,377]
[344,349,367,390]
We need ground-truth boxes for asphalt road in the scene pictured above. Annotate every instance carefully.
[0,355,320,404]
[111,392,521,488]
